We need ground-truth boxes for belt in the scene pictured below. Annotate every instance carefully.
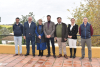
[29,33,31,35]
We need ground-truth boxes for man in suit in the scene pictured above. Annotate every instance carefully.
[23,17,36,56]
[43,15,56,58]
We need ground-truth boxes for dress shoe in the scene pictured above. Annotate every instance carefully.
[13,54,18,56]
[58,54,62,58]
[64,54,68,59]
[25,54,29,56]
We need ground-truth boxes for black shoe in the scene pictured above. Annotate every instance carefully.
[70,55,72,58]
[73,55,76,58]
[46,54,50,57]
[33,54,35,57]
[25,53,29,56]
[53,55,56,58]
[38,54,41,56]
[89,58,92,62]
[79,57,84,60]
[41,54,43,57]
[41,53,43,57]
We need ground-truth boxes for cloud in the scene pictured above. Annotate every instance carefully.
[0,0,84,24]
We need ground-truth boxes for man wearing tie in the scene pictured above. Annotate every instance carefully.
[23,17,36,56]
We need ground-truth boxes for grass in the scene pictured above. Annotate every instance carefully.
[0,25,12,28]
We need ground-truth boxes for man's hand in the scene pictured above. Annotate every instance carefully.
[46,35,51,38]
[46,35,49,38]
[64,38,67,41]
[24,36,26,40]
[48,35,51,38]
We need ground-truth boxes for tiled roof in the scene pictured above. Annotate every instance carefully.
[1,36,14,41]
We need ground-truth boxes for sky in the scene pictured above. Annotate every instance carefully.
[0,0,84,24]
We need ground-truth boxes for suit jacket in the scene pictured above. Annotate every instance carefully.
[43,21,55,38]
[68,24,78,39]
[23,21,36,37]
[54,23,68,42]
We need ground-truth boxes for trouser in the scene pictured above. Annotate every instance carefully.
[57,38,67,54]
[46,38,55,55]
[26,36,35,54]
[81,38,92,59]
[14,36,22,54]
[68,38,77,48]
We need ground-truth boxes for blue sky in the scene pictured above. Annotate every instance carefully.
[0,0,84,24]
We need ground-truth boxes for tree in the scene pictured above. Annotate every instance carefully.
[8,27,13,33]
[0,27,10,35]
[67,0,100,46]
[20,12,37,25]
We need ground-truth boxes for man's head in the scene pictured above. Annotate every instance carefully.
[83,17,88,24]
[57,17,62,23]
[16,17,20,23]
[28,17,32,23]
[47,15,51,21]
[71,18,75,24]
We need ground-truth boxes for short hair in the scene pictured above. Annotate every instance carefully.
[83,17,88,19]
[47,15,51,18]
[38,19,42,22]
[16,17,20,20]
[71,18,75,21]
[57,17,62,19]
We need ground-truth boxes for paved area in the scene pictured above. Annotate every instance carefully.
[0,54,100,67]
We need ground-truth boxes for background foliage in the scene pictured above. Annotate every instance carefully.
[67,0,100,46]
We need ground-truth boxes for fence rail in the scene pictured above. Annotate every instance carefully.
[0,35,100,46]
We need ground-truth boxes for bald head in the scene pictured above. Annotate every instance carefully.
[28,17,32,23]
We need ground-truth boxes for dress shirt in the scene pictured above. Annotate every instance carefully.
[58,22,62,24]
[28,22,31,28]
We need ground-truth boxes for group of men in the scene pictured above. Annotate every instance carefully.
[13,15,93,62]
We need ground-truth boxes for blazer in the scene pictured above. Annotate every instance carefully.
[68,24,78,39]
[43,21,55,38]
[23,21,36,37]
[54,23,68,42]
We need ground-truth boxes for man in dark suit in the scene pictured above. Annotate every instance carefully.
[23,17,36,56]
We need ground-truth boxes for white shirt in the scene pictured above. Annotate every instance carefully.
[70,23,75,31]
[28,22,31,28]
[16,23,19,25]
[16,24,18,25]
[58,22,62,24]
